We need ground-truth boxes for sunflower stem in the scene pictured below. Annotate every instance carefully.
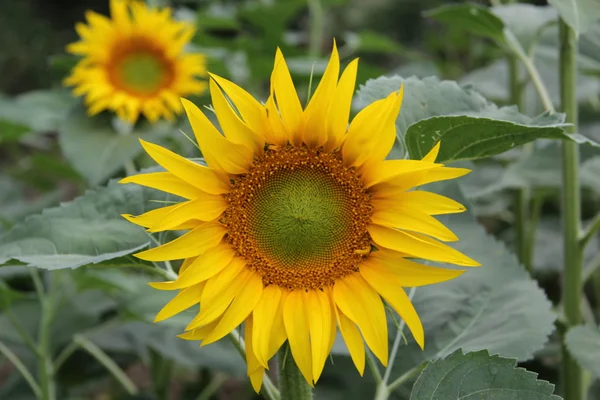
[278,343,313,400]
[558,18,584,400]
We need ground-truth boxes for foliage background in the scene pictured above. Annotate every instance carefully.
[1,0,600,399]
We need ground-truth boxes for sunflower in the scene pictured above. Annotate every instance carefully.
[121,43,479,391]
[64,0,206,123]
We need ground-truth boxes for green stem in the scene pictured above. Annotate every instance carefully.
[4,307,41,357]
[278,344,312,400]
[35,271,55,400]
[386,363,426,393]
[195,374,227,400]
[504,30,555,113]
[307,0,324,59]
[365,350,383,384]
[559,19,583,400]
[150,348,173,399]
[0,340,42,398]
[523,192,544,273]
[593,269,600,323]
[73,334,138,395]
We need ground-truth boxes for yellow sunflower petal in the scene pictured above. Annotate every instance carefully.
[360,265,425,349]
[369,249,464,285]
[187,265,250,331]
[342,88,402,168]
[325,58,358,151]
[268,290,289,360]
[370,209,459,242]
[253,285,283,368]
[208,73,267,135]
[245,316,265,393]
[209,78,264,154]
[362,160,441,188]
[147,196,227,231]
[306,289,333,382]
[200,257,247,305]
[334,306,365,376]
[177,318,219,340]
[283,291,314,385]
[272,48,303,145]
[121,204,180,228]
[333,274,388,366]
[134,222,226,261]
[373,166,471,196]
[303,42,340,148]
[368,224,480,266]
[202,272,263,345]
[154,283,204,322]
[181,98,253,174]
[119,172,208,199]
[148,244,235,290]
[372,191,466,216]
[138,140,230,195]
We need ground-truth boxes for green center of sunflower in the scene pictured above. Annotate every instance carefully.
[223,146,374,290]
[117,52,168,95]
[249,168,352,267]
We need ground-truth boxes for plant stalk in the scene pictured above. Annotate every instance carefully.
[508,54,533,273]
[558,18,583,400]
[278,344,312,400]
[307,0,324,59]
[33,270,56,400]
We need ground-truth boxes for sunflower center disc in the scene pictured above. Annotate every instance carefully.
[109,38,173,96]
[224,146,373,290]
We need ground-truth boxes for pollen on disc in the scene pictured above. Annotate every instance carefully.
[223,145,373,291]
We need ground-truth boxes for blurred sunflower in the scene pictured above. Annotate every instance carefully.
[121,43,479,390]
[64,0,206,123]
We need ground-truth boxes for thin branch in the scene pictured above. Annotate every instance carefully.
[365,350,383,384]
[0,340,42,398]
[73,334,139,395]
[580,212,600,251]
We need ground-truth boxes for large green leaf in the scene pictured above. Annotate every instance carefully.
[355,76,568,161]
[388,183,555,378]
[58,107,175,186]
[410,349,561,400]
[547,0,600,35]
[405,115,568,162]
[0,90,74,134]
[424,4,506,44]
[565,325,600,378]
[0,174,177,269]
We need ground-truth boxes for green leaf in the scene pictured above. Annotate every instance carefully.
[0,90,74,134]
[58,107,175,186]
[389,183,555,377]
[410,349,561,400]
[565,325,600,378]
[405,115,568,162]
[424,4,506,44]
[355,76,568,161]
[491,4,557,52]
[0,120,29,142]
[355,31,406,55]
[547,0,600,35]
[0,173,179,270]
